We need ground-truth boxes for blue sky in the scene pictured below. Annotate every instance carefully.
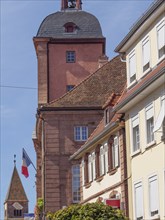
[0,0,153,218]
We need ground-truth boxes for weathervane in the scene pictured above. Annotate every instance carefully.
[14,154,16,166]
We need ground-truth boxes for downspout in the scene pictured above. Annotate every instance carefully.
[41,118,45,220]
[38,111,46,220]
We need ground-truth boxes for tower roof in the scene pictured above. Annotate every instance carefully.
[36,10,104,39]
[5,166,28,203]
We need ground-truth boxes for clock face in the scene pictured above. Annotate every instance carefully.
[12,202,23,210]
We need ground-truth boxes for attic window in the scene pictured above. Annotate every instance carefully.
[64,22,77,33]
[105,108,110,125]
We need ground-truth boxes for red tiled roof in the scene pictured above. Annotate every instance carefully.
[114,59,165,111]
[42,55,126,109]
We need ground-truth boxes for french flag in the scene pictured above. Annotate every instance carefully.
[21,148,32,178]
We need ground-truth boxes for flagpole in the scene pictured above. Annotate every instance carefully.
[23,148,37,172]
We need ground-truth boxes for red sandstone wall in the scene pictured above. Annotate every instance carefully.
[42,110,103,212]
[48,43,103,101]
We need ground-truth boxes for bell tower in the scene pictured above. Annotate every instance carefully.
[4,158,28,220]
[61,0,82,10]
[34,0,107,105]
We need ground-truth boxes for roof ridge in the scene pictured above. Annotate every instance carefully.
[43,55,119,107]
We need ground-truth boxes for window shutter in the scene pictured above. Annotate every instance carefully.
[132,114,139,128]
[114,136,119,167]
[134,182,143,219]
[157,22,165,50]
[143,38,150,66]
[129,53,136,77]
[146,103,153,120]
[81,159,85,186]
[100,146,105,175]
[149,176,159,215]
[88,155,92,182]
[104,143,109,173]
[92,152,96,180]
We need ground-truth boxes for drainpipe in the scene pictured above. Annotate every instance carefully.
[41,118,46,220]
[37,111,46,220]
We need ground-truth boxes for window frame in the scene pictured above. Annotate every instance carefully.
[128,50,136,85]
[74,126,88,141]
[99,143,109,176]
[148,174,159,218]
[134,181,144,220]
[72,164,80,203]
[142,36,150,73]
[14,209,22,217]
[66,51,76,63]
[145,102,154,145]
[104,107,110,126]
[131,114,140,154]
[88,152,96,182]
[112,136,119,168]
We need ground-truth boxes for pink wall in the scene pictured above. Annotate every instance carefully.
[48,43,103,101]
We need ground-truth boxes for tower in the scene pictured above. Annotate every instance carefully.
[33,0,109,213]
[33,0,107,106]
[4,163,28,220]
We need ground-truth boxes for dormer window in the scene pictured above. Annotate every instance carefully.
[105,108,110,125]
[64,22,77,33]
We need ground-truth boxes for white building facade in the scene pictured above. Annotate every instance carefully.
[115,0,165,219]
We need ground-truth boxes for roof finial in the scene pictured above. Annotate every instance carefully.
[14,154,16,166]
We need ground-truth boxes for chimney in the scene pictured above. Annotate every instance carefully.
[98,55,109,68]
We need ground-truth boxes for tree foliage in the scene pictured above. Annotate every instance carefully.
[46,202,127,220]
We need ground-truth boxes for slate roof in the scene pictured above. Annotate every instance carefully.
[41,55,126,109]
[37,10,104,39]
[5,166,28,202]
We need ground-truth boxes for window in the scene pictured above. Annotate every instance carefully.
[109,135,119,171]
[88,152,96,182]
[149,175,159,217]
[72,165,80,203]
[66,51,75,63]
[142,37,150,72]
[14,209,22,217]
[64,22,77,33]
[112,136,119,168]
[66,85,74,92]
[129,51,136,83]
[134,182,144,220]
[99,144,109,176]
[153,94,165,132]
[145,103,154,144]
[81,159,85,186]
[131,114,140,152]
[157,19,165,59]
[105,108,110,125]
[74,126,88,141]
